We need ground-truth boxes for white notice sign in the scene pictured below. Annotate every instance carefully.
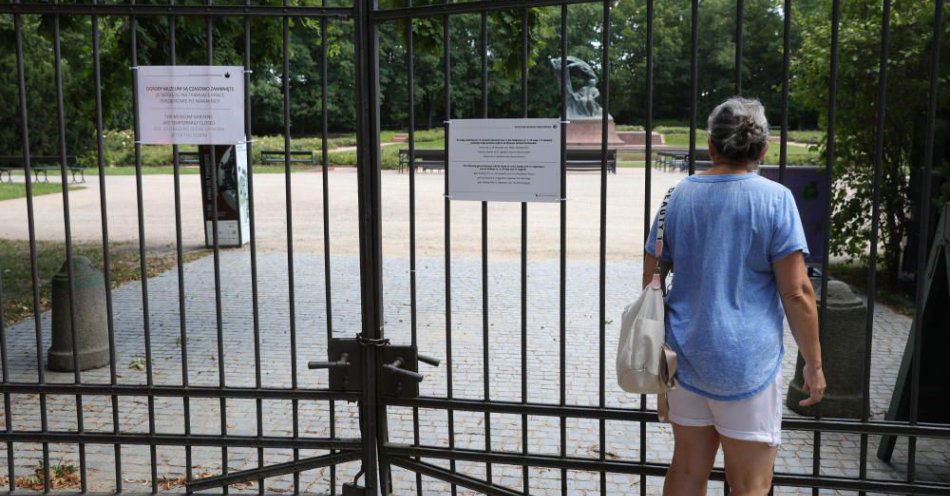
[449,119,562,202]
[136,66,245,145]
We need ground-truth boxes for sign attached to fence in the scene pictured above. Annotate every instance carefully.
[135,65,245,145]
[448,118,562,202]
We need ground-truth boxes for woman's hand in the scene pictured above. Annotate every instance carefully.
[798,363,827,407]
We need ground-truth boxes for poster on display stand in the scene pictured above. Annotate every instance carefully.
[199,143,249,248]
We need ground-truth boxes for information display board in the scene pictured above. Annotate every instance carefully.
[136,65,245,145]
[448,119,562,203]
[199,143,250,247]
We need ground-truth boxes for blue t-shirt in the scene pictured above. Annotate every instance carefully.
[645,173,809,401]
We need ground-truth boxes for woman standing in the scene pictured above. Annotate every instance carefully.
[644,97,826,496]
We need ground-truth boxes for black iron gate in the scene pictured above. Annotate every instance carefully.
[0,0,948,494]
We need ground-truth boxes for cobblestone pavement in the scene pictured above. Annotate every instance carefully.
[2,251,947,495]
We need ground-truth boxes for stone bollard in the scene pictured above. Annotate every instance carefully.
[787,279,867,418]
[47,256,110,371]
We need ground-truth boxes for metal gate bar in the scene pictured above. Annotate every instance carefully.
[3,2,361,494]
[385,444,950,495]
[16,4,57,489]
[0,0,948,493]
[375,0,950,494]
[519,8,530,495]
[910,0,945,486]
[640,2,653,494]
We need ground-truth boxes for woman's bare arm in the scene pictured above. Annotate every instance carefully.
[773,251,826,406]
[643,252,659,289]
[643,252,673,290]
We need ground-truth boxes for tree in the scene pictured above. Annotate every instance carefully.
[792,0,948,288]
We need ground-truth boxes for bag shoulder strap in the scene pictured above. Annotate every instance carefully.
[653,186,676,274]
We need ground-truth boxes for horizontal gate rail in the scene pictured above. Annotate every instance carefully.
[385,396,950,439]
[389,456,523,496]
[0,432,361,450]
[0,3,351,17]
[385,444,950,495]
[186,450,362,492]
[371,0,598,21]
[0,383,359,401]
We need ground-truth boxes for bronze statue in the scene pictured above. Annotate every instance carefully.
[551,56,605,120]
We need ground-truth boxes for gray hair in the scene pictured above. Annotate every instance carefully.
[707,97,769,163]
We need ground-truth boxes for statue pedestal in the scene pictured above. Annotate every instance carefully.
[566,118,625,147]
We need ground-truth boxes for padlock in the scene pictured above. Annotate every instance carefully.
[342,482,368,495]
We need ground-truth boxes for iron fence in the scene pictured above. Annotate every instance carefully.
[0,0,946,494]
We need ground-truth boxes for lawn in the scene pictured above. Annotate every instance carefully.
[0,239,208,325]
[0,182,82,202]
[660,128,820,165]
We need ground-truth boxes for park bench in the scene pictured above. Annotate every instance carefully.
[397,149,446,173]
[176,151,201,165]
[0,156,16,183]
[0,155,86,183]
[655,148,709,172]
[563,149,617,174]
[397,148,618,174]
[260,150,317,165]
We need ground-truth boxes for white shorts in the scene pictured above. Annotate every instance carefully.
[667,371,783,446]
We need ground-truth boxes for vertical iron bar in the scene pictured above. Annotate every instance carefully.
[92,5,123,490]
[688,0,698,175]
[353,0,383,491]
[734,0,744,95]
[599,1,610,494]
[202,7,228,494]
[479,9,492,487]
[241,2,265,493]
[320,1,336,493]
[641,0,654,494]
[406,4,422,496]
[559,5,568,495]
[279,7,301,493]
[520,7,530,494]
[406,5,422,495]
[442,12,457,496]
[129,9,160,491]
[814,0,842,493]
[167,8,194,488]
[1,256,12,491]
[14,7,52,491]
[859,0,891,489]
[53,13,88,492]
[779,0,791,183]
[908,0,944,484]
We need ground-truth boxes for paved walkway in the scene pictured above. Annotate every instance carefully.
[0,251,946,494]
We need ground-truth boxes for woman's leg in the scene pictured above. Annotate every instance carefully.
[720,436,777,496]
[662,424,720,496]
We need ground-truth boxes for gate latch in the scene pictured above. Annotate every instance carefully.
[379,345,440,399]
[310,337,439,398]
[309,338,362,392]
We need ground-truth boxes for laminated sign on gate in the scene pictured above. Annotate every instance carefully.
[448,118,562,203]
[135,65,245,145]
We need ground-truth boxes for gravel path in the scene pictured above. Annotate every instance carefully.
[0,168,680,261]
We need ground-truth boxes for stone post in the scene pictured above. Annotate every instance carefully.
[786,279,867,418]
[47,256,110,371]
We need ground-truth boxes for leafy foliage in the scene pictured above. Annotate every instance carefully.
[792,0,948,286]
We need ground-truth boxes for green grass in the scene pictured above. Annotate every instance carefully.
[0,239,209,325]
[0,182,82,202]
[658,127,820,165]
[92,129,448,168]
